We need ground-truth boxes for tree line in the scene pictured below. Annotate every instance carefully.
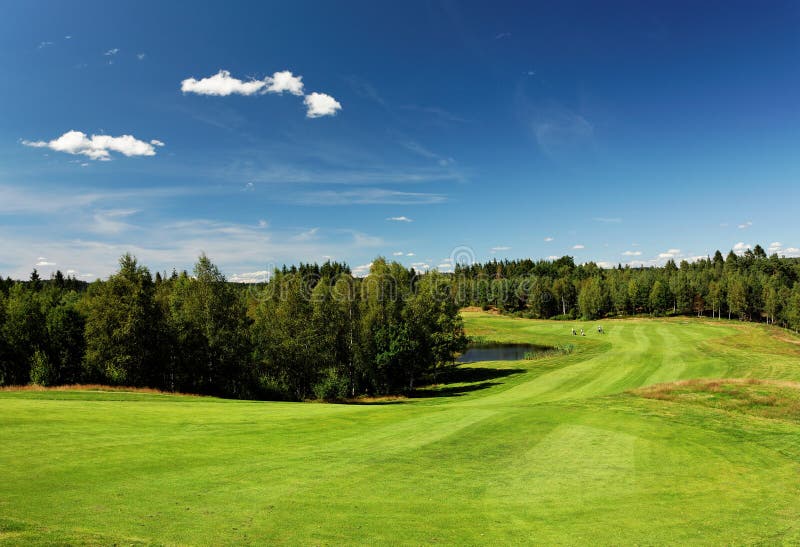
[453,245,800,329]
[0,254,466,400]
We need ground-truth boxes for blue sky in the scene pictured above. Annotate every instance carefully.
[2,1,799,280]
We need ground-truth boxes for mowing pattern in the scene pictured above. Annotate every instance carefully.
[2,314,800,544]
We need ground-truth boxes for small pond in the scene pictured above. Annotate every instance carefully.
[456,343,549,363]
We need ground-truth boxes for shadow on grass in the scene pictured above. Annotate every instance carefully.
[342,366,527,404]
[410,366,527,399]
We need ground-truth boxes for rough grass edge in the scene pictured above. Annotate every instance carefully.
[632,377,800,397]
[0,383,207,397]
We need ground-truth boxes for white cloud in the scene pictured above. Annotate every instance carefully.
[572,244,585,250]
[658,248,681,259]
[352,263,373,277]
[622,250,642,256]
[547,255,559,260]
[764,242,800,257]
[490,246,511,253]
[229,270,270,283]
[544,237,554,242]
[257,219,269,228]
[181,70,267,96]
[181,69,340,119]
[304,92,342,118]
[136,53,146,61]
[38,41,54,49]
[392,251,404,256]
[411,262,430,270]
[732,242,751,255]
[406,252,415,257]
[386,216,413,222]
[266,70,304,95]
[738,221,753,229]
[22,130,162,160]
[104,48,119,56]
[596,261,615,269]
[35,259,56,267]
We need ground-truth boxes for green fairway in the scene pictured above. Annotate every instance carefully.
[2,313,800,544]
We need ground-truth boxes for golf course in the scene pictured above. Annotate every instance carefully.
[2,311,800,544]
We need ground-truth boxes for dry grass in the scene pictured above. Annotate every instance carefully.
[0,384,204,397]
[633,378,800,422]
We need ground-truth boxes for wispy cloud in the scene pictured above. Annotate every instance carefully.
[247,164,463,185]
[104,48,119,56]
[343,76,385,105]
[490,246,511,253]
[572,244,585,250]
[22,130,163,161]
[90,209,139,235]
[738,220,753,229]
[295,189,445,205]
[399,105,466,124]
[386,216,413,222]
[136,53,146,60]
[544,237,554,242]
[292,227,319,241]
[401,141,455,166]
[622,250,642,256]
[494,32,511,40]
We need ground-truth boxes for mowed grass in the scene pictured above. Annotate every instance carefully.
[2,313,800,544]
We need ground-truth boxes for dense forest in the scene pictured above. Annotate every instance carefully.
[453,244,800,328]
[2,244,799,399]
[0,254,466,400]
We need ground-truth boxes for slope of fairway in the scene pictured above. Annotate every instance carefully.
[2,313,800,544]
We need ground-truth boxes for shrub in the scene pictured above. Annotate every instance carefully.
[29,349,57,386]
[313,369,349,401]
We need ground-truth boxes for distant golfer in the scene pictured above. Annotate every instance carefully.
[580,329,585,336]
[598,325,604,334]
[572,328,577,336]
